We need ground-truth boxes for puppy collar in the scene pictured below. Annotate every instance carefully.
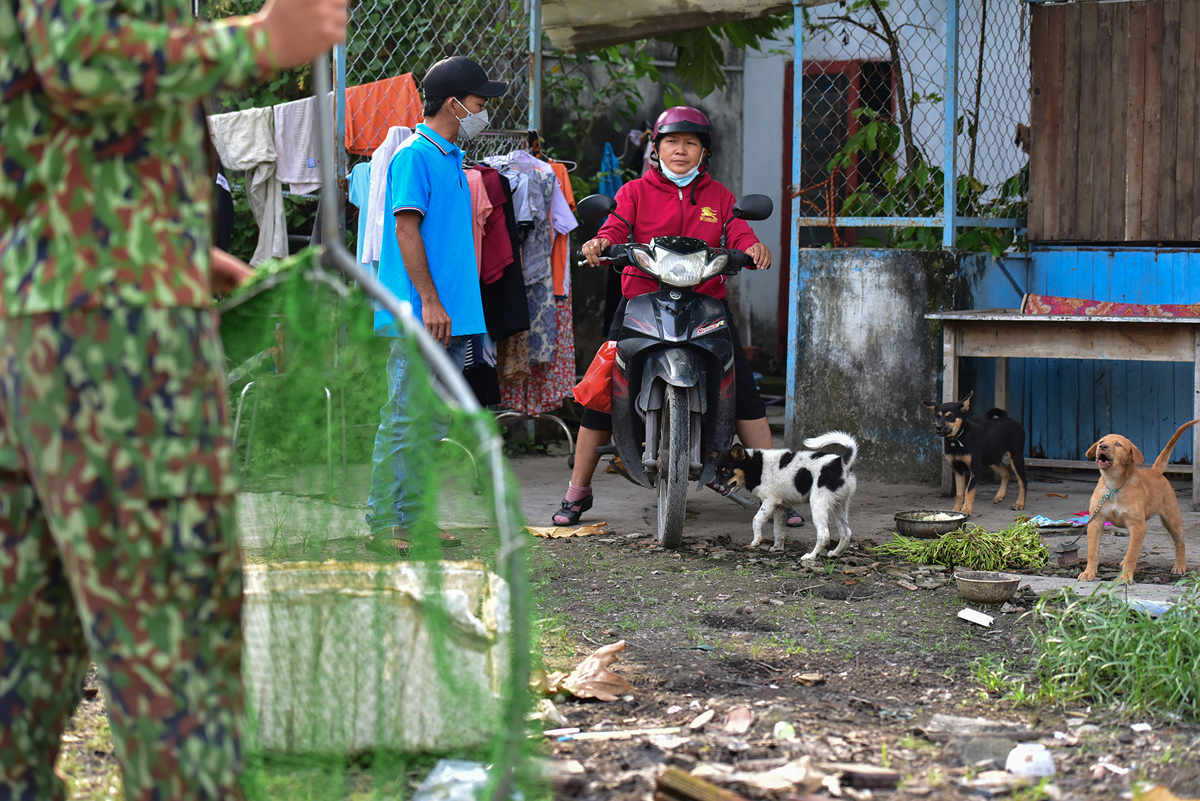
[1086,485,1121,523]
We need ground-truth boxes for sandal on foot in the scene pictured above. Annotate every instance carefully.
[407,521,462,547]
[552,494,593,525]
[785,508,805,527]
[366,531,411,556]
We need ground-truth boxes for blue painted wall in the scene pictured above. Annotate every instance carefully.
[966,247,1200,465]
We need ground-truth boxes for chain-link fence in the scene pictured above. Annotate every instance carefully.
[794,0,1029,246]
[341,0,532,165]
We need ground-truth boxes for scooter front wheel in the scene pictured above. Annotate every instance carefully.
[656,384,690,549]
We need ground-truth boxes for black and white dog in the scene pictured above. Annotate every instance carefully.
[711,432,858,561]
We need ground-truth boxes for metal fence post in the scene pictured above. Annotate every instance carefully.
[942,0,959,250]
[529,0,543,131]
[786,0,805,447]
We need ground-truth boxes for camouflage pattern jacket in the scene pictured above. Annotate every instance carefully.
[0,1,274,317]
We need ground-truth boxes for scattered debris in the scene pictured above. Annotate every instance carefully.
[773,721,797,741]
[1005,743,1056,776]
[540,641,634,701]
[957,608,994,627]
[411,759,493,801]
[657,767,751,801]
[1093,760,1130,777]
[692,756,827,793]
[1138,786,1200,801]
[688,709,715,731]
[794,671,826,686]
[556,726,681,741]
[1131,722,1153,733]
[723,705,753,734]
[958,770,1036,794]
[527,523,608,538]
[919,713,1037,743]
[820,762,902,789]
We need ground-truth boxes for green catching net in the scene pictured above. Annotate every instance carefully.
[214,245,535,800]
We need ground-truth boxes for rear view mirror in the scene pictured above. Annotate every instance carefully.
[731,194,773,222]
[576,194,618,224]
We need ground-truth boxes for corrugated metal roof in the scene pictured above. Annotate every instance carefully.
[543,0,805,52]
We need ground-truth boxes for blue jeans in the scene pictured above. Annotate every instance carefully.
[365,335,468,534]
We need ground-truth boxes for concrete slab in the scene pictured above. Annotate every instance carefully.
[1016,575,1190,605]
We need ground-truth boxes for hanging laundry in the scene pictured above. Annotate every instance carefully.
[214,167,234,252]
[599,141,625,197]
[361,126,414,264]
[478,172,530,343]
[463,334,501,407]
[483,150,579,364]
[346,161,372,267]
[207,106,287,265]
[273,93,334,195]
[465,169,494,274]
[345,74,422,156]
[473,164,515,285]
[548,160,578,297]
[499,295,577,416]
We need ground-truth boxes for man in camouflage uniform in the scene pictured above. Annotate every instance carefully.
[0,2,346,799]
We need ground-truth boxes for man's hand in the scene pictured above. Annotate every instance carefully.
[746,243,772,269]
[255,0,349,71]
[211,248,254,295]
[421,298,453,346]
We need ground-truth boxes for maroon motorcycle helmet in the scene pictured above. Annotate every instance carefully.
[651,106,713,160]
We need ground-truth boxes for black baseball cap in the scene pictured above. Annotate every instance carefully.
[422,56,508,99]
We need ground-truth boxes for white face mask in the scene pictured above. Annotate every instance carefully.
[453,98,489,141]
[661,161,700,187]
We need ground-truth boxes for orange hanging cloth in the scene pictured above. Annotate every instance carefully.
[344,74,422,156]
[549,160,576,297]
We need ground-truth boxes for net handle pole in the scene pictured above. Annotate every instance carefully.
[310,53,529,801]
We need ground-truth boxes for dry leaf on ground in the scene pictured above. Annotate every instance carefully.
[688,709,715,730]
[723,705,753,734]
[527,523,608,539]
[795,671,825,686]
[544,641,634,701]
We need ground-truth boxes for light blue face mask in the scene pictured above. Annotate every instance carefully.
[661,163,700,187]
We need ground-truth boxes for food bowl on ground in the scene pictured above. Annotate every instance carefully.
[894,510,969,539]
[954,570,1021,604]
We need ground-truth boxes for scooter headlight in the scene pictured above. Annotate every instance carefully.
[654,251,728,287]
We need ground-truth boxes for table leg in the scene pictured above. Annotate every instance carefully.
[941,324,960,496]
[1193,330,1200,511]
[995,356,1009,412]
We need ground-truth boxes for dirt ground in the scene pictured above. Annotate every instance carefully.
[54,438,1200,800]
[513,444,1200,801]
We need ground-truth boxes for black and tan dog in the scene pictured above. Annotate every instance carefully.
[920,392,1027,515]
[1078,419,1199,584]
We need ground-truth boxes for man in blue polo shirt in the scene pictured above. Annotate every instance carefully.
[366,56,507,553]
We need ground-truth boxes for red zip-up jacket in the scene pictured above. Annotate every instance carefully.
[597,168,762,300]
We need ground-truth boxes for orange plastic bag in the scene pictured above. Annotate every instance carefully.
[573,341,617,413]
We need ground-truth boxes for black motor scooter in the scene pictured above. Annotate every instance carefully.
[574,193,774,548]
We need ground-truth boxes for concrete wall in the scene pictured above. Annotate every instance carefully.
[788,248,969,483]
[738,0,1031,368]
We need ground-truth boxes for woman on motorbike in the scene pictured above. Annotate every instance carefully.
[552,105,804,529]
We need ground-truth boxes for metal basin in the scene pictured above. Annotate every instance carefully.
[894,510,969,539]
[955,570,1021,604]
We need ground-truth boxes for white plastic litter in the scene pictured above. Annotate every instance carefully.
[1131,722,1152,733]
[958,608,995,627]
[412,759,524,801]
[1005,743,1056,777]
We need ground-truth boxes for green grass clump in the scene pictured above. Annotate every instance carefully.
[873,520,1047,571]
[1032,579,1200,720]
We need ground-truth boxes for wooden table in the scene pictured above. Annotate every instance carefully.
[925,309,1200,510]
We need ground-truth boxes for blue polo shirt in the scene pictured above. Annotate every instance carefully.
[375,124,486,337]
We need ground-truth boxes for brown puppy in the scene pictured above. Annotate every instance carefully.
[1078,419,1200,584]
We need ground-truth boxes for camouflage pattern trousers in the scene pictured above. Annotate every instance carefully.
[0,307,246,801]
